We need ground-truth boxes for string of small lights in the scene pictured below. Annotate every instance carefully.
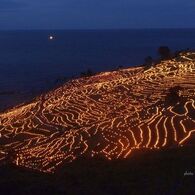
[0,52,194,173]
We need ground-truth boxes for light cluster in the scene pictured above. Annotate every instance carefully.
[0,52,195,173]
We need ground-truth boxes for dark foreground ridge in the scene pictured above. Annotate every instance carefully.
[0,51,195,174]
[0,145,195,194]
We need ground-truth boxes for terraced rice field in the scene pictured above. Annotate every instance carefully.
[0,52,194,173]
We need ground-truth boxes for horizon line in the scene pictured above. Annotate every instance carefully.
[1,27,195,31]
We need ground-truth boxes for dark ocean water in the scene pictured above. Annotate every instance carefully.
[0,29,195,110]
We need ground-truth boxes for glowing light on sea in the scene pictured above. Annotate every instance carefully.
[49,35,54,40]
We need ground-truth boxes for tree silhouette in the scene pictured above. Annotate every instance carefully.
[80,68,94,77]
[158,46,171,60]
[165,86,183,106]
[144,56,153,67]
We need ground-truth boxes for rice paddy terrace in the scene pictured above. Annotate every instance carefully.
[0,51,195,173]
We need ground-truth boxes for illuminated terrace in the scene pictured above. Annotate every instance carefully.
[0,51,195,173]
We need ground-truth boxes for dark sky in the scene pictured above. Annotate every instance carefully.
[0,0,195,29]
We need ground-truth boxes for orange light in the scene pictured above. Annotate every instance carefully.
[0,51,194,173]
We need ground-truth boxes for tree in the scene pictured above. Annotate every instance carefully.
[80,68,94,77]
[165,86,183,106]
[158,46,171,60]
[144,56,153,67]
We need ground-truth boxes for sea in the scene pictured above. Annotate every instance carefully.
[0,29,195,111]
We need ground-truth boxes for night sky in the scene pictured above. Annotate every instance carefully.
[0,0,195,29]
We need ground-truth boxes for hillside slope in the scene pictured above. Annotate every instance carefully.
[0,51,195,173]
